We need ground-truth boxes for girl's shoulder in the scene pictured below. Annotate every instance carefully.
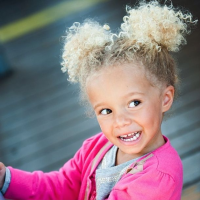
[141,135,183,182]
[152,135,182,172]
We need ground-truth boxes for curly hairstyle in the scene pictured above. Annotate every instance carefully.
[61,0,197,104]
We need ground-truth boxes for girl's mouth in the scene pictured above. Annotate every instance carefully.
[119,131,141,142]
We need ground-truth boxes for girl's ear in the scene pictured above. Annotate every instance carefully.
[162,85,175,113]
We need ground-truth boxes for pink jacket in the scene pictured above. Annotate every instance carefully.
[5,133,183,200]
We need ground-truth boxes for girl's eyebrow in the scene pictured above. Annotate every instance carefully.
[94,102,106,110]
[123,92,145,98]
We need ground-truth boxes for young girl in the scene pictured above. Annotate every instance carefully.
[0,1,197,199]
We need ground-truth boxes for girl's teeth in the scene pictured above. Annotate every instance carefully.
[119,132,141,141]
[122,135,128,138]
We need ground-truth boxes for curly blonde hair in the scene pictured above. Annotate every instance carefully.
[61,0,197,102]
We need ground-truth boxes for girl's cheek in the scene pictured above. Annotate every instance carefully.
[98,119,111,131]
[97,118,106,127]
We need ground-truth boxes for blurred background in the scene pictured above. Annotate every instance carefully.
[0,0,199,199]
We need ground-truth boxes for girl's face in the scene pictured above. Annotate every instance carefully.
[86,63,174,158]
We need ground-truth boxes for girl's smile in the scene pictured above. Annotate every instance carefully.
[86,63,174,162]
[118,131,141,142]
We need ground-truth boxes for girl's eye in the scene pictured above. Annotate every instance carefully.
[100,109,112,115]
[129,100,141,108]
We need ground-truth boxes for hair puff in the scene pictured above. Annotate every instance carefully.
[61,20,111,83]
[118,0,197,52]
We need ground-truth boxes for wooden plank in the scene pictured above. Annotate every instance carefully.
[0,83,76,121]
[0,92,80,135]
[182,181,200,200]
[182,151,200,187]
[0,67,64,110]
[0,86,78,130]
[0,104,86,150]
[170,125,200,158]
[162,106,200,137]
[7,123,100,171]
[1,117,99,164]
[171,84,200,118]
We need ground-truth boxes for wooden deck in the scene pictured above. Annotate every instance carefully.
[0,0,199,199]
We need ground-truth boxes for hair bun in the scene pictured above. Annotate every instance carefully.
[61,20,111,83]
[119,1,197,52]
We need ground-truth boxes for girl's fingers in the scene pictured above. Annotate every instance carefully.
[0,162,5,173]
[0,162,6,189]
[0,162,5,170]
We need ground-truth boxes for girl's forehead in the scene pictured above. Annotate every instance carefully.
[86,63,166,102]
[86,63,155,94]
[87,63,147,84]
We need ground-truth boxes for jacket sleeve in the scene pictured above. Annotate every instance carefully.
[4,139,89,200]
[107,170,181,200]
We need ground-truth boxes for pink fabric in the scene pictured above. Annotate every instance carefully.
[5,133,183,200]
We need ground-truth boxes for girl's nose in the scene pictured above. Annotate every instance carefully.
[114,110,132,128]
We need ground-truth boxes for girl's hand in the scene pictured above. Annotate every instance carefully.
[0,163,6,190]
